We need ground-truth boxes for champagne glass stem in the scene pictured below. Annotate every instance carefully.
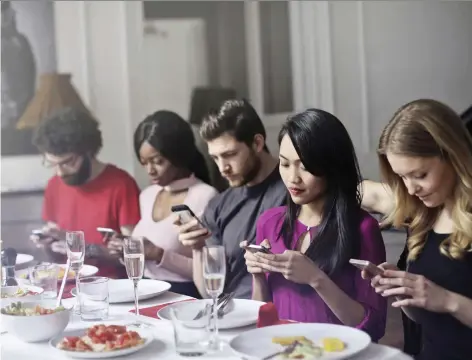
[210,296,219,349]
[133,279,139,317]
[74,272,81,314]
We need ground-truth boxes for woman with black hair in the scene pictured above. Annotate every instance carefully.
[108,110,217,298]
[242,109,387,341]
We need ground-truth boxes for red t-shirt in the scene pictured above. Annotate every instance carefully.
[42,164,141,278]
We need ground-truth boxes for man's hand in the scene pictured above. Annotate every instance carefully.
[173,215,210,249]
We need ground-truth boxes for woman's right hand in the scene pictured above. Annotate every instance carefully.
[240,240,271,275]
[365,262,400,293]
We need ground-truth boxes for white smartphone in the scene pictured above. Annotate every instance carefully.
[349,259,384,276]
[171,205,205,227]
[245,244,272,254]
[97,227,116,235]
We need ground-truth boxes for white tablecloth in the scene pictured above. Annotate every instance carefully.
[0,292,412,360]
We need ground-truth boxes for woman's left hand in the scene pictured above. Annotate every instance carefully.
[379,269,452,313]
[254,250,325,287]
[142,238,164,263]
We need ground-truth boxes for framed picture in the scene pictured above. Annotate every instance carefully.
[1,1,56,190]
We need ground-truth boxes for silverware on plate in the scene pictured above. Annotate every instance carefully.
[193,292,234,320]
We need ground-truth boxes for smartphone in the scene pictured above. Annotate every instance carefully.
[349,259,384,276]
[97,227,116,235]
[245,244,272,254]
[97,227,125,242]
[32,229,48,239]
[171,205,205,227]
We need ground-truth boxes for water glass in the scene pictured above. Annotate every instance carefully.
[170,307,210,356]
[29,263,58,299]
[78,276,109,321]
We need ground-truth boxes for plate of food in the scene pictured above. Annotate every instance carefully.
[229,323,371,360]
[50,324,153,358]
[0,285,44,307]
[17,264,99,283]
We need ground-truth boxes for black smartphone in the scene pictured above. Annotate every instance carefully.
[171,204,205,227]
[32,229,49,240]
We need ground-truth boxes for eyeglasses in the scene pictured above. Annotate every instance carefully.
[42,155,78,170]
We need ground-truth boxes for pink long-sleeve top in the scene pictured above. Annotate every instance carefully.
[132,175,218,282]
[256,206,387,341]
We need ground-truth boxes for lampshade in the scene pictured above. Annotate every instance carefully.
[16,73,92,130]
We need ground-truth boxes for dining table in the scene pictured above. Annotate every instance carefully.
[0,291,413,360]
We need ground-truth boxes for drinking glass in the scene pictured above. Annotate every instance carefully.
[78,276,109,321]
[65,231,85,314]
[29,263,58,299]
[202,245,226,351]
[170,307,210,356]
[123,236,146,327]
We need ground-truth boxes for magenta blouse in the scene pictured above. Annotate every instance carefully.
[256,206,387,342]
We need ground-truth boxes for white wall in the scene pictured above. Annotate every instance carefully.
[8,1,471,191]
[53,1,145,186]
[328,1,472,180]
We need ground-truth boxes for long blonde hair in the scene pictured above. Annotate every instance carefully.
[378,99,472,261]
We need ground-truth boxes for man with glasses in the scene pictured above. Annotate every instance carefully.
[30,107,141,278]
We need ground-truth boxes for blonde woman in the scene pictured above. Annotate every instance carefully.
[363,99,472,360]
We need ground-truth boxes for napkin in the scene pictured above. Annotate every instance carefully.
[257,302,294,328]
[61,283,76,299]
[129,299,194,319]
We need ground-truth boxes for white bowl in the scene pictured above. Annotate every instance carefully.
[1,300,72,342]
[1,285,44,307]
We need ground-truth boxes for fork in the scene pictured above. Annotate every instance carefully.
[216,291,235,318]
[193,292,233,320]
[261,341,299,360]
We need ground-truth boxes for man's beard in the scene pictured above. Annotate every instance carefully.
[229,152,262,187]
[61,156,92,186]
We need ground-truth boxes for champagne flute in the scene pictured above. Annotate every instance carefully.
[202,245,226,351]
[123,236,146,327]
[65,231,85,314]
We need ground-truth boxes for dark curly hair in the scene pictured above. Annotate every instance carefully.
[33,107,103,156]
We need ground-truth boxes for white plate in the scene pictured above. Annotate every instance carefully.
[49,327,153,358]
[15,254,34,269]
[16,264,99,283]
[158,299,264,329]
[71,279,171,303]
[0,284,44,307]
[229,323,371,360]
[58,264,99,282]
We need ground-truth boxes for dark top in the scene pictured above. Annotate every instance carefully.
[407,231,472,360]
[203,166,286,299]
[397,235,423,357]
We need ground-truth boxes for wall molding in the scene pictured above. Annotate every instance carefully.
[357,1,371,153]
[291,2,335,114]
[243,1,264,114]
[78,1,91,106]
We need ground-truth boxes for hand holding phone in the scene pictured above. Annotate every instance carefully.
[349,259,384,277]
[171,205,205,227]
